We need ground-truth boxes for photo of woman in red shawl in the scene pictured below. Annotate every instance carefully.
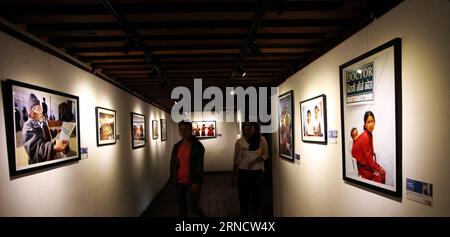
[351,111,386,184]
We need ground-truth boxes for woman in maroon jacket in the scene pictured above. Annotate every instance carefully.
[352,111,386,184]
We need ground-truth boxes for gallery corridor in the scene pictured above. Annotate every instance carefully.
[141,172,273,217]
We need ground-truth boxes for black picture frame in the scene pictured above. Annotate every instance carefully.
[131,112,146,149]
[152,120,159,140]
[160,119,167,141]
[300,94,327,144]
[192,121,217,139]
[95,107,116,147]
[278,90,295,161]
[2,79,81,177]
[339,38,402,198]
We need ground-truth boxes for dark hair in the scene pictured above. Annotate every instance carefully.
[363,111,375,130]
[307,110,311,115]
[243,122,261,151]
[350,127,357,138]
[178,120,192,131]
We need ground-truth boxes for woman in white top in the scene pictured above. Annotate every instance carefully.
[231,122,268,216]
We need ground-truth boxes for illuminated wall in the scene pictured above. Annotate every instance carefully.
[0,31,175,216]
[273,0,449,216]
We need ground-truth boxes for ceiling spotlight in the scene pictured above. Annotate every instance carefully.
[159,72,168,87]
[147,66,160,79]
[160,78,168,87]
[92,68,102,75]
[248,40,261,56]
[122,38,137,55]
[235,65,246,78]
[271,0,285,15]
[230,90,235,95]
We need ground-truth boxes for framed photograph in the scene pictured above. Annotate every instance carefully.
[340,38,402,198]
[2,79,80,177]
[95,107,116,146]
[300,94,327,144]
[160,119,167,141]
[131,112,146,149]
[152,120,159,140]
[192,121,216,139]
[278,90,294,161]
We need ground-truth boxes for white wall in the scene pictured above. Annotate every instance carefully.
[0,31,176,216]
[273,0,450,216]
[188,112,238,172]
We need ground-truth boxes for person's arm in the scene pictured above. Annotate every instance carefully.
[191,143,205,188]
[231,140,240,186]
[233,140,241,174]
[168,144,177,186]
[260,137,269,161]
[249,137,268,168]
[22,125,55,163]
[356,136,382,172]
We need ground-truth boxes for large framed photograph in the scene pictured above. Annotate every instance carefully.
[192,121,216,139]
[95,107,116,146]
[278,90,294,161]
[152,120,159,140]
[340,38,402,198]
[300,94,327,144]
[160,119,167,141]
[131,112,146,149]
[2,79,80,177]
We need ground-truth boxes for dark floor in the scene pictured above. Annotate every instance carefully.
[141,172,273,217]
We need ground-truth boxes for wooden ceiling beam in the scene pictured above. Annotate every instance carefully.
[264,10,361,20]
[72,48,310,57]
[50,38,325,47]
[3,10,361,24]
[25,25,340,35]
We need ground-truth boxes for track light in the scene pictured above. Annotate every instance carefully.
[235,65,246,78]
[147,65,160,79]
[160,75,168,87]
[248,40,261,56]
[122,38,137,55]
[92,68,102,75]
[271,0,285,15]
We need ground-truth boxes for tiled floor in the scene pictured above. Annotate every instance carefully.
[141,172,273,217]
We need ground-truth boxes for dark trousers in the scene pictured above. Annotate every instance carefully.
[175,183,205,217]
[237,169,264,217]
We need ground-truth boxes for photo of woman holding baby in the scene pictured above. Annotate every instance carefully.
[351,111,386,184]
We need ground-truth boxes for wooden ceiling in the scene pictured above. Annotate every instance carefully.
[0,0,402,111]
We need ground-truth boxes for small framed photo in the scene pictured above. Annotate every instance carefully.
[278,90,295,161]
[192,121,216,139]
[160,119,167,141]
[300,94,327,144]
[2,79,80,177]
[131,112,146,149]
[152,120,159,140]
[95,107,116,146]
